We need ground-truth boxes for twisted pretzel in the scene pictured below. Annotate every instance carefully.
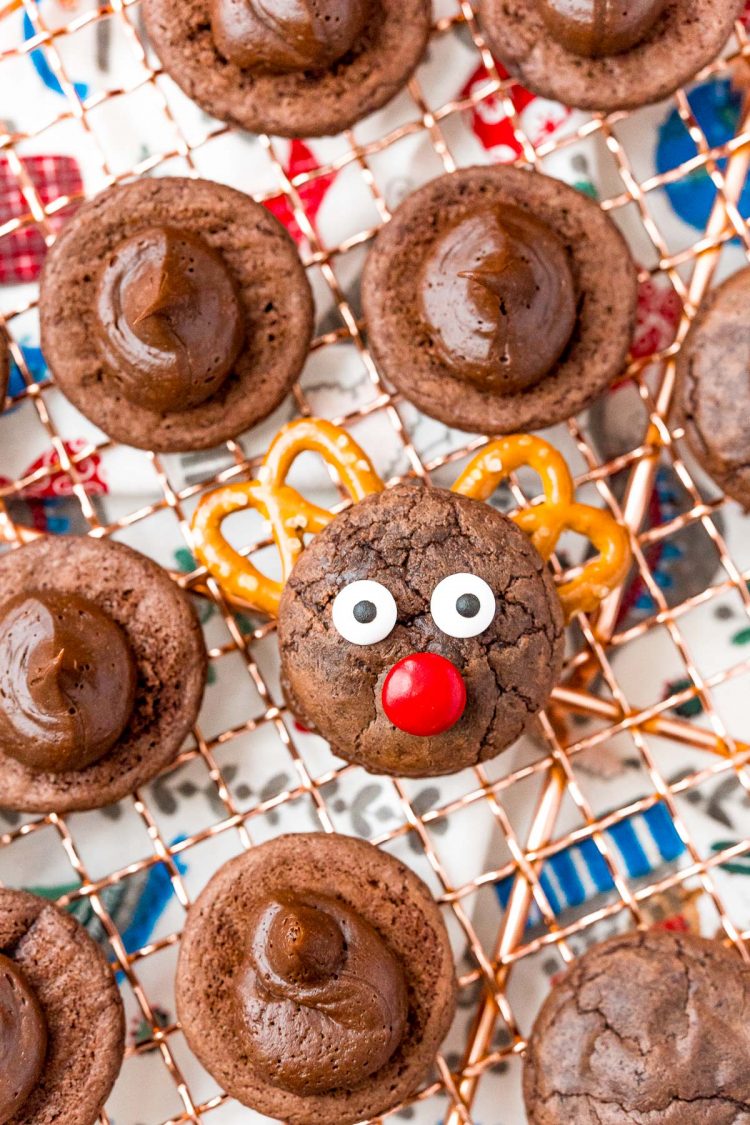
[452,435,631,618]
[191,419,383,616]
[191,421,630,621]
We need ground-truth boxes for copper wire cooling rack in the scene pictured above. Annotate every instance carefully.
[3,3,750,1122]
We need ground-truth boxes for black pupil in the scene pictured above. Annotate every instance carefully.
[456,593,481,619]
[353,599,377,624]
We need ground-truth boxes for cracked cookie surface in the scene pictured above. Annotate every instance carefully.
[677,266,750,510]
[524,929,750,1124]
[278,482,565,777]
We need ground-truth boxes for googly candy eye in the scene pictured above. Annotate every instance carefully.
[430,572,496,639]
[331,580,398,645]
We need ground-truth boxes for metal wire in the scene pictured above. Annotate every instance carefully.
[2,3,750,1122]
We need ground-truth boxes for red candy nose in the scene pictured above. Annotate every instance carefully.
[381,652,466,737]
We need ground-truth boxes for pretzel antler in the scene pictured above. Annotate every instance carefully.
[192,421,631,621]
[452,435,631,619]
[191,418,384,616]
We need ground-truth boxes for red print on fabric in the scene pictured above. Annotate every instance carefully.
[654,914,692,934]
[632,276,682,360]
[264,139,337,245]
[21,439,108,499]
[461,59,571,160]
[0,155,83,285]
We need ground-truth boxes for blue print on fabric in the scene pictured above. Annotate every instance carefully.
[656,77,750,234]
[23,5,89,100]
[7,343,49,399]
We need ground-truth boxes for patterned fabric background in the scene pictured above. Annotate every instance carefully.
[2,3,750,1123]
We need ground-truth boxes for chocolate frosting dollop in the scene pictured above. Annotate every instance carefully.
[0,591,137,773]
[95,226,244,413]
[0,953,47,1124]
[537,0,668,58]
[240,893,408,1095]
[419,205,577,393]
[210,0,371,72]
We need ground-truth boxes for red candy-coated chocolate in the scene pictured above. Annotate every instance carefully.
[381,652,466,737]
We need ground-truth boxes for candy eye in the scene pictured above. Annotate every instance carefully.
[331,580,398,645]
[430,573,496,638]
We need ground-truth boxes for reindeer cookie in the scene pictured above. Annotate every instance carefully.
[192,420,630,777]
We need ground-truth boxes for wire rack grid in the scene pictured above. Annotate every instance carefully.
[2,2,750,1123]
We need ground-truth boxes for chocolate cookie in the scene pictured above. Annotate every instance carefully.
[39,177,314,452]
[142,0,430,138]
[676,266,750,508]
[524,929,750,1123]
[0,887,125,1125]
[278,482,564,776]
[0,535,207,813]
[361,166,637,435]
[479,0,743,113]
[177,832,456,1125]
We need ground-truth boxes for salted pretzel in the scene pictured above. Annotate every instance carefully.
[191,418,630,621]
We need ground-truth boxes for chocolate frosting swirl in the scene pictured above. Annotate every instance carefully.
[210,0,370,72]
[0,591,137,773]
[419,205,577,393]
[537,0,667,57]
[0,953,47,1124]
[95,227,244,413]
[240,893,408,1095]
